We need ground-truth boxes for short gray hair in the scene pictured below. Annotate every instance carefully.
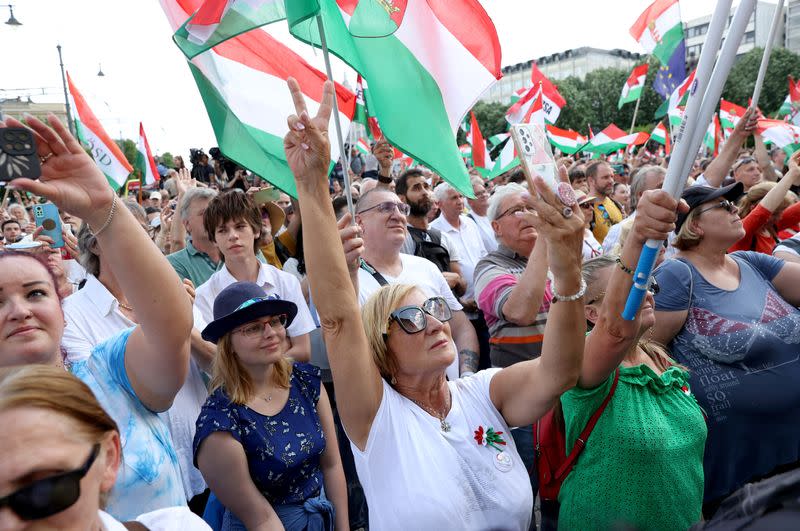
[487,183,526,221]
[629,165,666,212]
[179,187,218,221]
[432,181,458,203]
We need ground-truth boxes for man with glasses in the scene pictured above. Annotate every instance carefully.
[355,188,480,379]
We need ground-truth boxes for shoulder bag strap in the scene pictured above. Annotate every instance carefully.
[359,258,390,286]
[554,368,620,480]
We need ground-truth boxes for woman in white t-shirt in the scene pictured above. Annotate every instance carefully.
[283,80,589,530]
[0,365,208,531]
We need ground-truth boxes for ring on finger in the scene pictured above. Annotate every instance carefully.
[562,206,574,219]
[40,152,54,164]
[556,182,576,206]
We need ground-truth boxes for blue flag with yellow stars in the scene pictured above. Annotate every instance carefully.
[654,40,687,100]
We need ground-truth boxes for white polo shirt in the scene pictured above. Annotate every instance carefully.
[430,214,488,301]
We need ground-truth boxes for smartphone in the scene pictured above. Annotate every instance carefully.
[0,127,41,181]
[253,187,281,205]
[510,123,558,195]
[33,203,65,248]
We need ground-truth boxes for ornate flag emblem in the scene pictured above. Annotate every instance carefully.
[348,0,408,38]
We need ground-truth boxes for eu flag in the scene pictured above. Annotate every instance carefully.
[654,40,687,100]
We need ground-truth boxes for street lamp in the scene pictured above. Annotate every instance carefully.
[4,4,20,26]
[97,63,105,77]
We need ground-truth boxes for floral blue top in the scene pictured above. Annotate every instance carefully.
[193,363,325,505]
[70,328,185,520]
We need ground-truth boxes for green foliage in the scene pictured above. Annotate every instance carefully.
[160,152,175,168]
[459,101,509,144]
[722,47,800,116]
[116,138,138,166]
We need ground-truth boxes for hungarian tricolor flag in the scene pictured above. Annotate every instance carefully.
[355,137,370,156]
[354,74,370,132]
[719,99,746,131]
[467,112,489,169]
[546,125,585,155]
[703,114,722,156]
[777,76,800,125]
[630,0,684,65]
[583,124,648,155]
[530,64,566,124]
[488,136,518,179]
[289,0,502,197]
[649,122,668,145]
[656,68,695,119]
[756,119,800,155]
[136,123,160,186]
[619,64,648,109]
[161,0,355,197]
[66,73,133,190]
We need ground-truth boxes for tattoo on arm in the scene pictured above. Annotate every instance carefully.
[459,349,480,374]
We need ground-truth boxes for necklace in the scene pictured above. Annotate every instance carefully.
[411,394,451,432]
[263,393,272,402]
[118,301,133,312]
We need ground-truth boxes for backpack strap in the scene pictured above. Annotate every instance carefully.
[554,368,620,481]
[359,258,390,286]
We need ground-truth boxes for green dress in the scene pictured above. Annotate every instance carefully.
[557,364,707,531]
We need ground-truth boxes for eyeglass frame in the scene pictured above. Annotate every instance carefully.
[356,201,411,216]
[495,204,534,221]
[0,443,100,521]
[732,156,757,172]
[234,314,289,338]
[382,297,453,340]
[695,199,737,217]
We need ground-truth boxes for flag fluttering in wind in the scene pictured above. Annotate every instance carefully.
[583,124,649,155]
[619,64,648,108]
[546,125,585,154]
[136,123,159,187]
[756,118,800,155]
[467,112,489,169]
[656,67,695,118]
[630,0,684,64]
[530,64,566,124]
[346,0,408,37]
[719,99,746,132]
[654,39,686,99]
[289,0,502,197]
[703,114,722,156]
[488,136,518,179]
[356,137,370,156]
[354,75,370,132]
[506,85,537,124]
[161,0,355,197]
[649,122,668,145]
[777,76,800,124]
[66,73,132,190]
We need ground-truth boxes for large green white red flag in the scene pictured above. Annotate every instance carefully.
[546,125,585,154]
[630,0,684,64]
[618,64,648,108]
[174,0,286,58]
[756,118,800,155]
[161,0,355,197]
[530,64,565,123]
[467,112,489,169]
[719,99,746,131]
[649,122,668,144]
[66,73,132,190]
[583,124,648,154]
[289,0,502,197]
[136,123,159,186]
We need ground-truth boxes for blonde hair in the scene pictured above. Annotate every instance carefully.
[673,208,705,251]
[361,283,420,382]
[0,365,118,441]
[211,332,293,404]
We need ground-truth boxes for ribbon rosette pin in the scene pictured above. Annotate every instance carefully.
[473,425,507,452]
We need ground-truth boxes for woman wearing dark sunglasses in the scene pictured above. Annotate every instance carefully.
[193,282,348,531]
[0,365,209,529]
[284,80,586,530]
[652,179,800,517]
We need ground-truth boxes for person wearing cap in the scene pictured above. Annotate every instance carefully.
[193,282,348,531]
[728,151,800,254]
[652,180,800,516]
[149,191,163,209]
[576,190,603,261]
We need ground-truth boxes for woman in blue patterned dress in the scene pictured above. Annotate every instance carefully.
[194,282,348,531]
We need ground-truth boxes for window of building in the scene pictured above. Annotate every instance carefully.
[745,30,755,44]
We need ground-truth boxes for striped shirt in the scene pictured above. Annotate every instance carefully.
[474,245,552,368]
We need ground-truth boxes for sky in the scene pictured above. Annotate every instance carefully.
[0,0,729,159]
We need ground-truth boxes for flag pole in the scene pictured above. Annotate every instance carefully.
[315,15,355,219]
[751,0,784,109]
[629,56,650,134]
[622,0,744,320]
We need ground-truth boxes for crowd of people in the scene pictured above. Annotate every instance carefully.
[2,82,800,531]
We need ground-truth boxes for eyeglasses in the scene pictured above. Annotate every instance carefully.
[733,157,756,171]
[495,205,533,220]
[696,199,737,216]
[579,202,595,210]
[384,297,452,338]
[235,315,288,338]
[0,444,99,520]
[357,201,410,216]
[587,277,659,306]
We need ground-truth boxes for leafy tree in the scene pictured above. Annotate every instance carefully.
[722,47,800,116]
[115,138,138,167]
[160,152,175,168]
[458,101,508,145]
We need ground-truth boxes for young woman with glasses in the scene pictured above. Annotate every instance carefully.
[0,365,209,529]
[284,79,587,530]
[193,282,348,531]
[652,178,800,517]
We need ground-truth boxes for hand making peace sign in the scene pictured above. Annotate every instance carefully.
[283,77,335,184]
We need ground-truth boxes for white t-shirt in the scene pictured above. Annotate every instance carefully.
[774,233,800,257]
[400,227,463,263]
[358,253,463,379]
[351,369,533,531]
[430,215,488,301]
[99,507,210,530]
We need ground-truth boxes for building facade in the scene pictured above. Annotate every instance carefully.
[787,0,800,53]
[0,98,68,124]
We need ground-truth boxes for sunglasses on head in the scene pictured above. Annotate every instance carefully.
[0,444,100,521]
[696,199,737,216]
[733,157,756,171]
[383,297,452,339]
[357,201,410,216]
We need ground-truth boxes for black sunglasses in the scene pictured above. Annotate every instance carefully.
[696,199,737,216]
[383,297,452,338]
[0,444,100,520]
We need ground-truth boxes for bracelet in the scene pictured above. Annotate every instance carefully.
[90,195,118,237]
[551,277,587,303]
[616,257,634,276]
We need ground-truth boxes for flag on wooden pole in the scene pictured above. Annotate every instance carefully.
[136,123,160,187]
[619,64,649,108]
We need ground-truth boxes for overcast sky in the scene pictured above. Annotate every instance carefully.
[1,0,731,159]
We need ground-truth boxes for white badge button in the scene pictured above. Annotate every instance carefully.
[494,451,513,472]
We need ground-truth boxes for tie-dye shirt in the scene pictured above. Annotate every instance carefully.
[70,328,186,520]
[654,252,800,502]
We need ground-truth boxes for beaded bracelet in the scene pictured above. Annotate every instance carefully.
[616,257,634,276]
[90,195,118,237]
[552,277,587,303]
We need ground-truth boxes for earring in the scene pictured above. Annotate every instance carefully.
[390,375,397,385]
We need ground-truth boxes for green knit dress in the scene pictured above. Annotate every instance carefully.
[557,364,707,531]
